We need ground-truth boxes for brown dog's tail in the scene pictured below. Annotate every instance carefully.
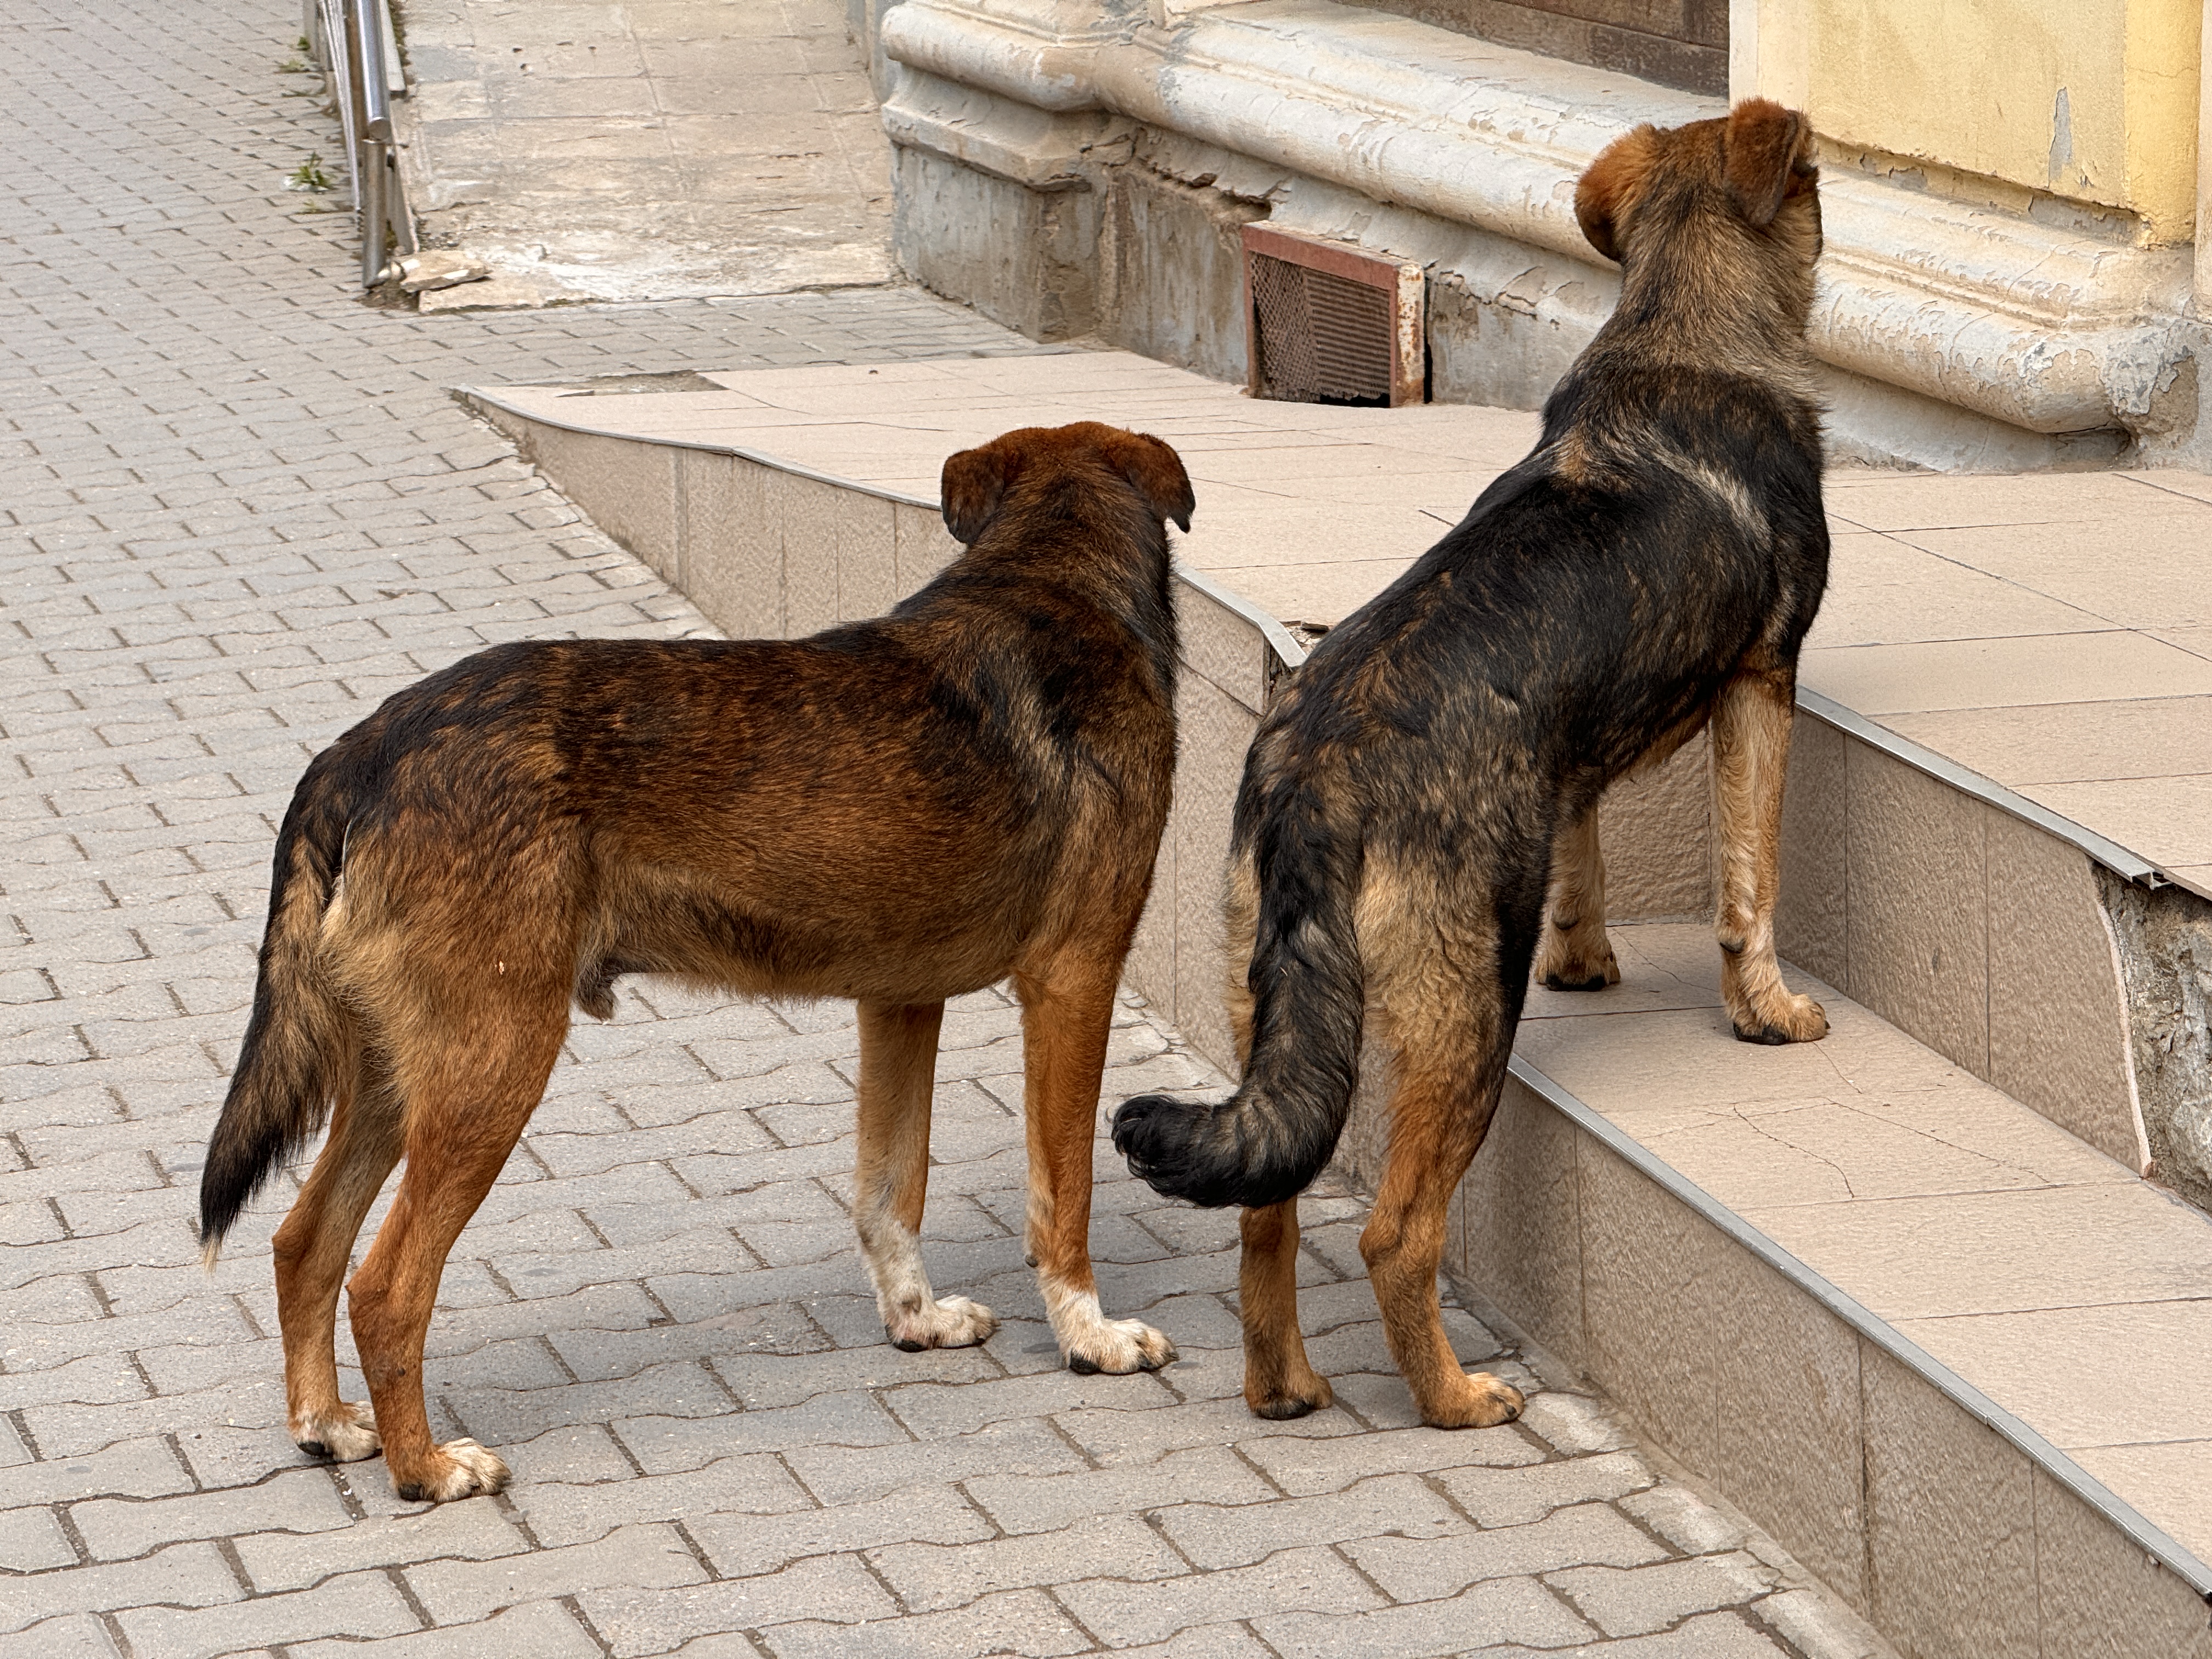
[199,750,360,1264]
[1113,784,1364,1210]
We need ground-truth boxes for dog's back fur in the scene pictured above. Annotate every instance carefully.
[201,421,1195,1500]
[1115,101,1830,1430]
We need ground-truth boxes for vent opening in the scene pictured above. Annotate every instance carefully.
[1243,225,1425,408]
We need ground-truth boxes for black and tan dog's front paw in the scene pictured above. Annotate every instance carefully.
[1246,1367,1334,1421]
[1417,1370,1525,1430]
[1536,922,1620,992]
[1731,989,1828,1045]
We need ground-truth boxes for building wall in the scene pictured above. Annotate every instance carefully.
[1741,0,2202,244]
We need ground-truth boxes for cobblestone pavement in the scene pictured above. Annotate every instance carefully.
[1,2,1876,1655]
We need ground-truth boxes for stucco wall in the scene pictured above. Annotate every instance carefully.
[1743,0,2202,242]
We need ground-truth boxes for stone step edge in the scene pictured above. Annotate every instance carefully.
[456,380,2172,896]
[1507,1048,2212,1604]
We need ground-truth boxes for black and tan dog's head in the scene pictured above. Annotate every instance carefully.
[940,421,1195,547]
[1575,98,1821,290]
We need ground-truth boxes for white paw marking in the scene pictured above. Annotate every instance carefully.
[296,1402,381,1462]
[887,1294,999,1352]
[415,1437,510,1502]
[1047,1285,1176,1375]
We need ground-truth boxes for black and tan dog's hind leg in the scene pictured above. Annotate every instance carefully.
[1712,666,1827,1044]
[1220,855,1335,1421]
[1357,893,1523,1431]
[854,1000,1000,1351]
[1533,804,1621,992]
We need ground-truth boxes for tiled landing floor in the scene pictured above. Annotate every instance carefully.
[478,353,2212,895]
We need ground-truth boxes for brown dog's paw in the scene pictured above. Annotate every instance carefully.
[294,1401,380,1462]
[885,1295,998,1353]
[1246,1371,1334,1420]
[392,1437,509,1503]
[1419,1370,1525,1430]
[1732,991,1828,1045]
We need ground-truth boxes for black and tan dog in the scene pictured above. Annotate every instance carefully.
[199,421,1194,1502]
[1114,100,1830,1431]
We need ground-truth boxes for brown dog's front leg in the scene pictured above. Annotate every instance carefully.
[853,1000,996,1352]
[1240,1199,1331,1418]
[1017,965,1175,1375]
[1534,804,1620,991]
[1711,667,1827,1043]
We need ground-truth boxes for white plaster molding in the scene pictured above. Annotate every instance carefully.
[884,0,2199,442]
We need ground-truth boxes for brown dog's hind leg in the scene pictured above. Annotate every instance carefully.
[273,1052,403,1463]
[1533,804,1620,991]
[1241,1199,1331,1418]
[1017,962,1175,1375]
[1711,668,1827,1044]
[854,1000,996,1352]
[347,999,566,1503]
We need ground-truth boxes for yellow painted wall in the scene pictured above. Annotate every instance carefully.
[1746,0,2200,242]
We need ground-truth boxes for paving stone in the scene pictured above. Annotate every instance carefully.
[582,1550,898,1657]
[0,1504,78,1571]
[1618,1481,1754,1556]
[873,1510,1186,1611]
[1152,1470,1465,1568]
[1345,1503,1672,1603]
[288,1598,604,1659]
[758,1586,1093,1659]
[1253,1574,1595,1657]
[111,1568,420,1658]
[70,1465,350,1560]
[407,1521,707,1624]
[0,1539,242,1634]
[1438,1451,1656,1528]
[232,1496,533,1593]
[515,1450,815,1548]
[1547,1551,1780,1638]
[962,1442,1276,1536]
[1057,1545,1386,1648]
[688,1483,992,1578]
[0,1614,124,1659]
[1468,1609,1795,1656]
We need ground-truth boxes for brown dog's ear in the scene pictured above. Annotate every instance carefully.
[1575,125,1661,264]
[940,438,1021,545]
[1723,98,1812,228]
[1109,430,1195,532]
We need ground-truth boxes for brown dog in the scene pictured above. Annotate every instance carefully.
[200,421,1194,1501]
[1116,100,1829,1430]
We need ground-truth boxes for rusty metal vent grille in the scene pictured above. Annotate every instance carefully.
[1243,225,1425,408]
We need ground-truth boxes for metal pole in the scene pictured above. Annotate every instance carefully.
[351,0,394,286]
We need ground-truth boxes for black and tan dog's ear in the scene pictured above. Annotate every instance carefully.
[940,437,1022,545]
[1723,98,1813,228]
[1109,430,1195,533]
[1575,125,1661,264]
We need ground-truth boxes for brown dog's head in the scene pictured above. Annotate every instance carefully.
[1575,98,1820,275]
[940,421,1195,546]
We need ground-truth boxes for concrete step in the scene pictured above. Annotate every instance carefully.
[459,353,2212,1658]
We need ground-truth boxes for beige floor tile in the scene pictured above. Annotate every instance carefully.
[1893,1300,2212,1449]
[2068,1441,2212,1564]
[1804,533,2117,648]
[1208,561,1409,628]
[2166,864,2212,899]
[2120,470,2212,506]
[1514,1002,1863,1116]
[1800,631,2212,714]
[1602,1097,2067,1209]
[2017,775,2212,870]
[1897,516,2212,631]
[1878,696,2212,787]
[2152,625,2212,662]
[1815,471,2203,532]
[1740,1181,2212,1320]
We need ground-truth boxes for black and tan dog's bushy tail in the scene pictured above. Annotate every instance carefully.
[199,753,359,1265]
[1113,788,1364,1210]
